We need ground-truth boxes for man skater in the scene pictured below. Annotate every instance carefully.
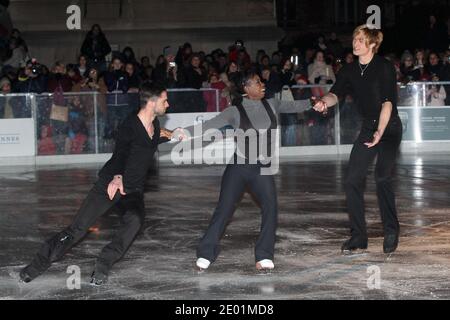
[20,83,177,285]
[313,25,403,254]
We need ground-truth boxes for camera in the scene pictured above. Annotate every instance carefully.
[169,62,176,68]
[27,60,42,76]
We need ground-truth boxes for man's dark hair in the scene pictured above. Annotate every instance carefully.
[140,82,166,108]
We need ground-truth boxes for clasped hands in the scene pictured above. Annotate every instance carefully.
[160,128,188,141]
[312,97,328,115]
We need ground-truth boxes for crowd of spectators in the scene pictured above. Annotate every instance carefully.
[0,15,449,152]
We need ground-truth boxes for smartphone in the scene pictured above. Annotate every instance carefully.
[169,62,176,68]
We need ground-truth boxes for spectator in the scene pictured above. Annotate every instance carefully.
[204,72,229,112]
[426,52,445,79]
[80,24,111,73]
[280,58,295,86]
[3,37,28,69]
[75,67,107,94]
[400,52,420,82]
[77,54,88,78]
[327,32,344,58]
[427,74,447,106]
[344,52,355,65]
[280,74,311,146]
[140,65,154,82]
[13,61,47,119]
[307,50,336,86]
[211,48,223,63]
[415,49,426,68]
[304,48,316,67]
[155,54,165,67]
[14,59,46,94]
[223,61,242,104]
[65,96,89,154]
[125,62,141,111]
[181,53,207,112]
[443,50,450,105]
[0,76,12,118]
[183,53,207,89]
[140,56,151,69]
[10,29,28,54]
[121,46,138,66]
[103,57,129,139]
[258,54,271,73]
[138,56,150,78]
[76,66,108,151]
[414,49,428,79]
[152,47,179,88]
[47,61,72,92]
[229,40,251,69]
[292,74,314,146]
[316,35,328,52]
[37,125,57,155]
[255,49,266,66]
[272,51,282,66]
[66,64,83,87]
[261,66,282,99]
[202,59,213,79]
[198,51,206,62]
[175,42,193,68]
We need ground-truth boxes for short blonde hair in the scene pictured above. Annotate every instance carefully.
[353,24,383,54]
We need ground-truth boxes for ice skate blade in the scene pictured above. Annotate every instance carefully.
[196,266,207,273]
[341,248,367,256]
[256,268,273,275]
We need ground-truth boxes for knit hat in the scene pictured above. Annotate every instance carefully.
[0,77,11,88]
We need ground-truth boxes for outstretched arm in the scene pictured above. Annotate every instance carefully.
[312,93,339,113]
[177,107,239,139]
[275,98,312,113]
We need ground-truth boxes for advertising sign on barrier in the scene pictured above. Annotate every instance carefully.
[398,107,450,142]
[0,119,36,157]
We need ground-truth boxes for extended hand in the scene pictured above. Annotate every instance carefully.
[107,175,126,200]
[160,128,173,140]
[364,131,382,148]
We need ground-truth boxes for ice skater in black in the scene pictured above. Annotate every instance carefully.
[175,71,311,271]
[20,83,177,285]
[313,25,403,254]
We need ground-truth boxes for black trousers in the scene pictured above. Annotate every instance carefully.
[28,182,145,273]
[197,164,278,263]
[345,116,402,239]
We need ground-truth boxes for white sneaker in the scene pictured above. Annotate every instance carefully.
[256,259,274,270]
[196,258,211,270]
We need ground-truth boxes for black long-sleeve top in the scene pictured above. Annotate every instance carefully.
[98,114,169,193]
[330,55,398,120]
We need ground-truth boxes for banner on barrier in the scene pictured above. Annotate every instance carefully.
[399,107,450,142]
[0,119,36,157]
